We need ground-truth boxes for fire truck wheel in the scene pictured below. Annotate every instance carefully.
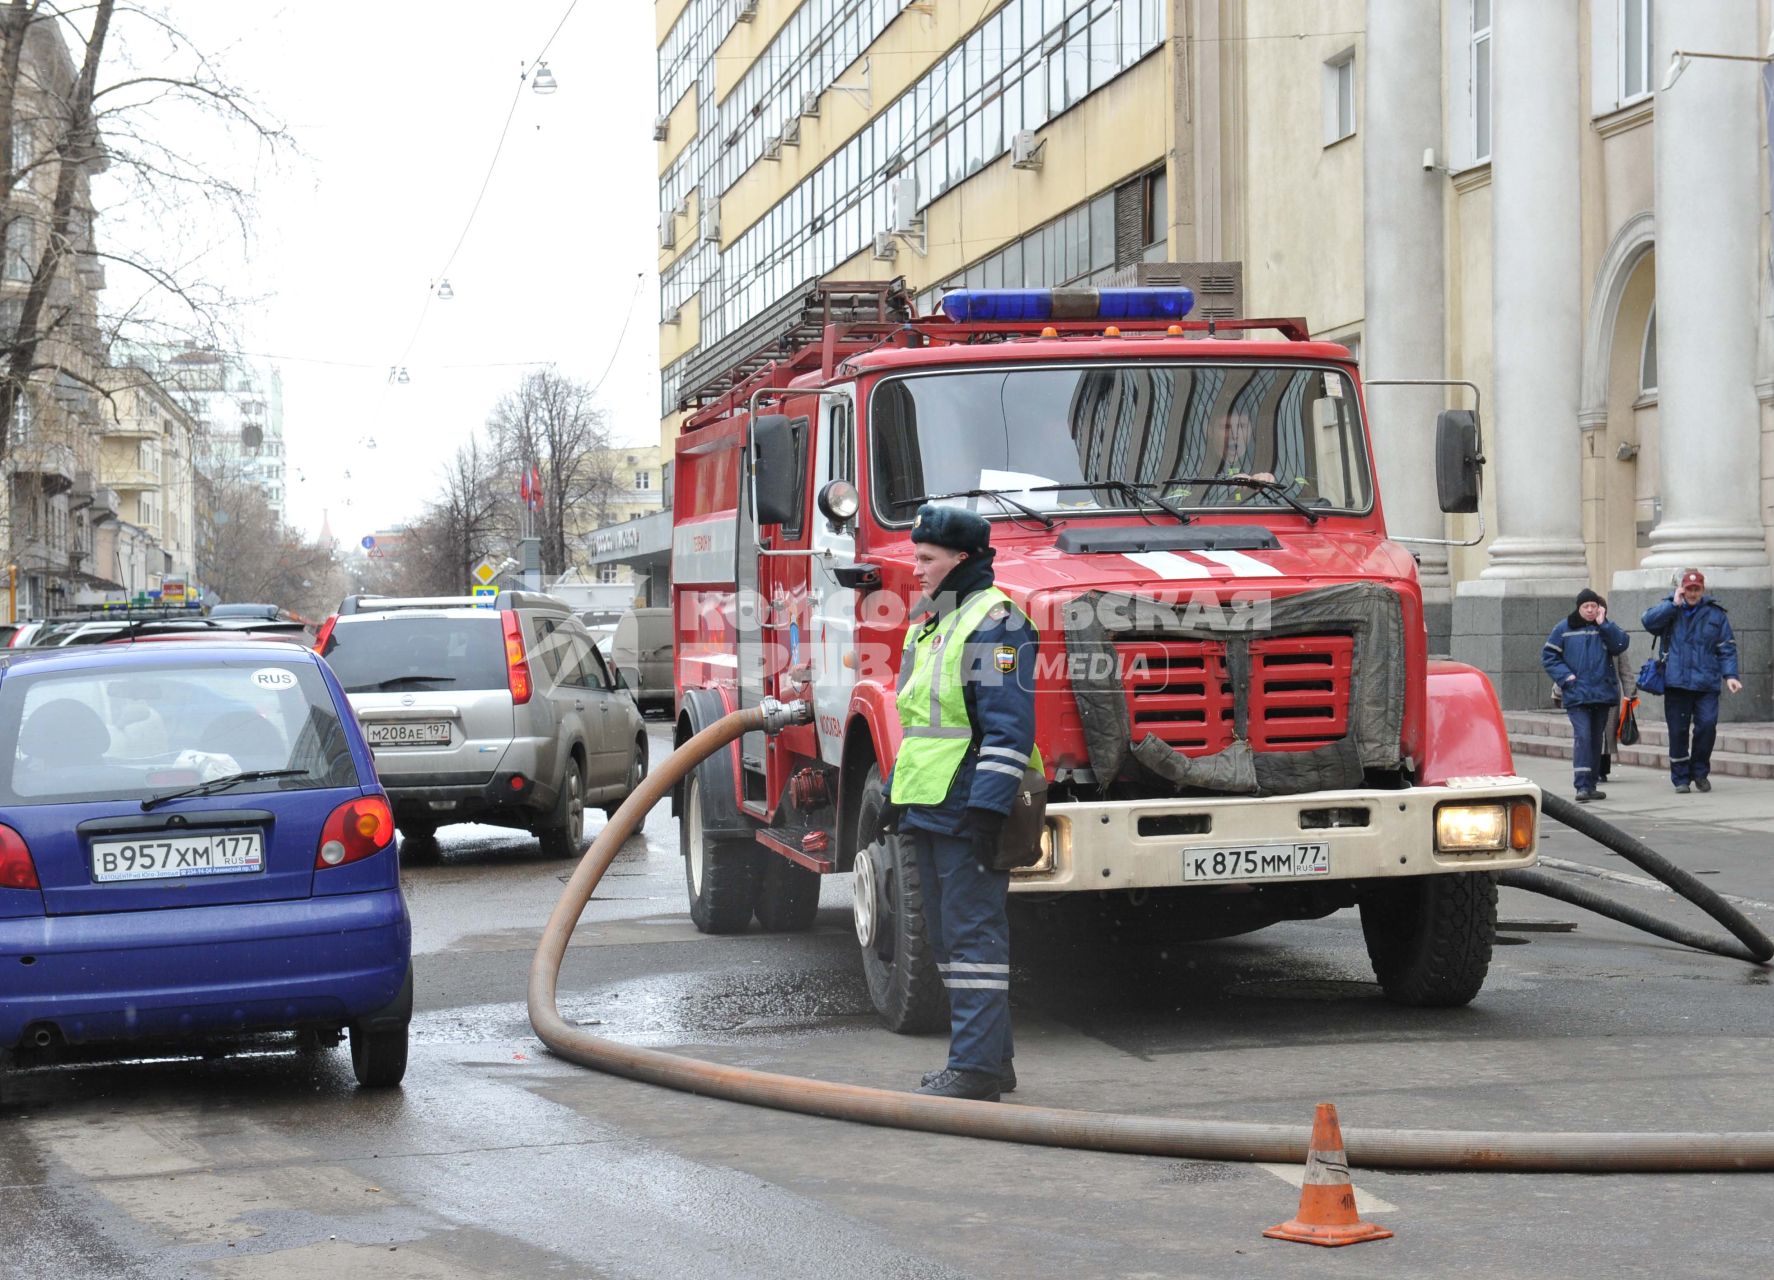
[681,771,761,933]
[755,855,821,931]
[1359,871,1497,1007]
[856,768,947,1034]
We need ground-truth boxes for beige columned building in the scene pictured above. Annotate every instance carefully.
[655,0,1773,716]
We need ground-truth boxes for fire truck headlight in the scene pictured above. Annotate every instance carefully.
[818,479,860,523]
[1434,803,1509,853]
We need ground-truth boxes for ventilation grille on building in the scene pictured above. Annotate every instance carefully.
[1107,261,1245,332]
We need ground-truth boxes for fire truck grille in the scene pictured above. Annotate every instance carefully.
[1116,634,1355,755]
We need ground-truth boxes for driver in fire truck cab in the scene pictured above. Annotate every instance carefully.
[876,503,1037,1103]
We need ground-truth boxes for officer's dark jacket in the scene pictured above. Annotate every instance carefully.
[1642,595,1740,692]
[893,559,1038,837]
[1541,614,1631,706]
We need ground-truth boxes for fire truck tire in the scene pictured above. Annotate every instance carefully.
[1359,871,1497,1007]
[856,769,947,1034]
[682,771,761,933]
[755,855,821,932]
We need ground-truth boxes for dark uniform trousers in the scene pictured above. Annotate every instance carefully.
[911,828,1012,1075]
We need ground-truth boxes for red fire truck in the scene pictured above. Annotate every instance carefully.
[670,281,1536,1031]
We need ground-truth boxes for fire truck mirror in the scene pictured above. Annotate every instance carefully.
[751,414,800,526]
[1434,409,1481,515]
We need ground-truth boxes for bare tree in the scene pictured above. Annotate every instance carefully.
[486,368,619,577]
[199,459,336,618]
[0,0,288,459]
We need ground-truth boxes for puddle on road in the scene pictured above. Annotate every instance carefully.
[416,966,879,1052]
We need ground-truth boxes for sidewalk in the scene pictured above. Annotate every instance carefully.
[1510,744,1774,837]
[1506,710,1774,780]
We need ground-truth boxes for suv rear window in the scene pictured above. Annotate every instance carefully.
[324,614,508,693]
[0,656,357,805]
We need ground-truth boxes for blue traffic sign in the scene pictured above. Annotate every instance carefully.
[361,535,376,549]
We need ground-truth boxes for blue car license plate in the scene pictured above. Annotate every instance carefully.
[89,831,265,883]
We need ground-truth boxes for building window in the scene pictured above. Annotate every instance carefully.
[3,214,34,282]
[597,563,620,584]
[1323,50,1356,145]
[635,470,652,490]
[1639,306,1657,397]
[1472,0,1492,161]
[1620,0,1653,104]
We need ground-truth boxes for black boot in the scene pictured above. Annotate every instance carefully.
[914,1068,1001,1101]
[922,1061,1016,1094]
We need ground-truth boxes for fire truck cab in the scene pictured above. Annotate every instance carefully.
[670,281,1537,1031]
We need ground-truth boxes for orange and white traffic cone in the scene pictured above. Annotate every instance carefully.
[1263,1103,1394,1247]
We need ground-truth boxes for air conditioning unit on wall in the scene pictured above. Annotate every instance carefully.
[891,176,920,234]
[652,117,669,142]
[1011,130,1046,170]
[873,232,898,261]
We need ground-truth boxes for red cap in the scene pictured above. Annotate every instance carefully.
[1680,570,1706,588]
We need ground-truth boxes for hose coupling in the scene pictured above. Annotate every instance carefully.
[758,697,814,734]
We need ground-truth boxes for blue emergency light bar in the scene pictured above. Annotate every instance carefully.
[937,286,1196,324]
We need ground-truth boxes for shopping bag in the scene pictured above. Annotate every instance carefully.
[1617,697,1641,747]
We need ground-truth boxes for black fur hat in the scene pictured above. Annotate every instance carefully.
[909,503,991,556]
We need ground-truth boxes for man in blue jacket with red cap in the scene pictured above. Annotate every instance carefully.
[1643,570,1743,794]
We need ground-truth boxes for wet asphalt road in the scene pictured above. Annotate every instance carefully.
[2,723,1771,1278]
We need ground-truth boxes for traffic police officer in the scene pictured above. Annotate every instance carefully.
[880,503,1038,1102]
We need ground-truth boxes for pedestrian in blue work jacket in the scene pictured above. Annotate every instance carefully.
[876,503,1037,1102]
[1542,588,1631,802]
[1642,569,1743,794]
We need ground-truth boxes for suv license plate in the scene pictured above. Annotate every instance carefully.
[1181,843,1330,882]
[91,832,264,883]
[365,722,450,747]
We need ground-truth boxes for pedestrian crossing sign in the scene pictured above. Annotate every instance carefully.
[472,585,498,606]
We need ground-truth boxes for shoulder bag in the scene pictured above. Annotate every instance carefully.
[993,768,1049,871]
[1636,635,1667,697]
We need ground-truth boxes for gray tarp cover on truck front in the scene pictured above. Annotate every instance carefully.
[1063,581,1406,796]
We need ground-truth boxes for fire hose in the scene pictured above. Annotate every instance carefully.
[528,702,1774,1172]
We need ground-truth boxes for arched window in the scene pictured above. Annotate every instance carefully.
[1639,306,1658,396]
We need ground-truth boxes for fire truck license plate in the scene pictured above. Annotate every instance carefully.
[1181,843,1330,882]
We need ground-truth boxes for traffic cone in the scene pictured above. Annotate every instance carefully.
[1263,1103,1394,1247]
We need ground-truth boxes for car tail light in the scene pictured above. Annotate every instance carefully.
[316,795,394,869]
[0,823,39,889]
[313,614,338,655]
[502,611,532,705]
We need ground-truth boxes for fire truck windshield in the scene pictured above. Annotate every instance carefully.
[868,363,1373,525]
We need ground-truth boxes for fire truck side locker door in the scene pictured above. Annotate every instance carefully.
[808,393,857,766]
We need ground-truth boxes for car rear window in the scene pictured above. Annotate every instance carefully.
[323,614,508,693]
[0,656,358,805]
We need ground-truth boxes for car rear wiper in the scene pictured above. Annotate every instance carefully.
[1021,480,1194,525]
[1159,475,1320,524]
[141,769,309,812]
[895,489,1056,530]
[354,673,459,691]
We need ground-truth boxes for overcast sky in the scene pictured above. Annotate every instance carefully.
[135,2,660,547]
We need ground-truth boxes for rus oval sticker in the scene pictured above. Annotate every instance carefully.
[252,668,298,690]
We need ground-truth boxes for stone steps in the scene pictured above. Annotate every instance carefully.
[1504,711,1774,779]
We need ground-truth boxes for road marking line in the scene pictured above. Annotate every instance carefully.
[1257,1162,1398,1214]
[1537,856,1774,913]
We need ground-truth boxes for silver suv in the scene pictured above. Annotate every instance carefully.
[318,591,647,857]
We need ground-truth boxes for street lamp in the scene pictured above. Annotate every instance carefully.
[531,61,558,94]
[435,278,454,301]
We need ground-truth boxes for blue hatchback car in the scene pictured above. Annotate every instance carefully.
[0,640,412,1098]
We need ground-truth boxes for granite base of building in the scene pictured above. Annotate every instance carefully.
[1423,598,1453,660]
[1449,583,1590,711]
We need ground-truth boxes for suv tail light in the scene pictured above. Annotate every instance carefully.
[502,611,532,704]
[314,614,338,655]
[0,823,39,888]
[316,795,394,868]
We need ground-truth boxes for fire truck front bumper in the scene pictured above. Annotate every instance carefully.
[1010,777,1540,893]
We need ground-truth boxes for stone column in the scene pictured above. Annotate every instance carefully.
[1363,0,1450,651]
[1612,0,1771,720]
[1451,0,1589,708]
